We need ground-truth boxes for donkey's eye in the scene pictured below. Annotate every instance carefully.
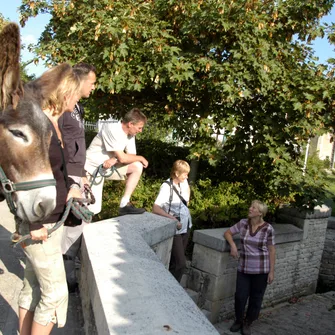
[9,129,28,142]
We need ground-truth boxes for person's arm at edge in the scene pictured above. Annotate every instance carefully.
[223,229,239,259]
[152,204,182,230]
[113,150,148,168]
[153,204,176,220]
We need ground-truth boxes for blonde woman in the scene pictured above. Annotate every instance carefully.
[224,200,276,335]
[153,160,192,282]
[18,64,82,335]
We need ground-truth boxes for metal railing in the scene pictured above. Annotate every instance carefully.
[84,120,118,132]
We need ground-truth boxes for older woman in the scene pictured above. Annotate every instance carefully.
[18,64,82,335]
[224,200,276,335]
[153,160,192,282]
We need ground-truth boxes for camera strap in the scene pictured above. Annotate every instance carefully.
[164,178,187,214]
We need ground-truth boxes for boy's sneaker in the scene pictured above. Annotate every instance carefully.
[119,202,145,216]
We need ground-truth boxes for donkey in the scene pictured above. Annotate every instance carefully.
[0,22,57,223]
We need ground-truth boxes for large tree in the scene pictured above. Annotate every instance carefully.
[19,0,335,206]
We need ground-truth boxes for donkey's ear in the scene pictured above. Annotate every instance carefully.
[0,23,24,110]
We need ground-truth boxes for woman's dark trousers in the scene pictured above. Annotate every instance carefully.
[234,271,268,323]
[169,231,190,282]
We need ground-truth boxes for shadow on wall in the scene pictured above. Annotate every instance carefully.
[0,221,25,334]
[0,224,24,279]
[80,214,218,335]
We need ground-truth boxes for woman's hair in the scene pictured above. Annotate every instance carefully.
[170,160,190,179]
[123,108,147,124]
[251,200,268,218]
[32,63,81,115]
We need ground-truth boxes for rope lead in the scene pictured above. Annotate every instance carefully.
[11,197,94,248]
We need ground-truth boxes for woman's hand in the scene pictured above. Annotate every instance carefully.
[103,157,117,169]
[268,271,274,284]
[139,156,149,168]
[29,225,48,241]
[81,176,89,186]
[176,221,182,230]
[224,229,239,260]
[230,245,239,260]
[67,188,82,201]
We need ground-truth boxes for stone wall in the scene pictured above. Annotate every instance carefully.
[80,213,219,335]
[187,205,331,323]
[274,205,330,297]
[318,217,335,290]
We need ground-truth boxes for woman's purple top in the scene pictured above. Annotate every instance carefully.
[229,218,275,274]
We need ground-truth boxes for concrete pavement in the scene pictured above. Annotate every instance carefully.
[215,291,335,335]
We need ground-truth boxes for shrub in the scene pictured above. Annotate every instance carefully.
[85,130,97,149]
[190,179,248,228]
[94,175,164,221]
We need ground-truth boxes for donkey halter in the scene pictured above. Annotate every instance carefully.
[0,166,56,216]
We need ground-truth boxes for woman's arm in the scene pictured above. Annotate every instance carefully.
[152,204,182,230]
[268,244,276,284]
[223,229,239,259]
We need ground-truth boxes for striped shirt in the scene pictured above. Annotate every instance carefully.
[230,219,275,274]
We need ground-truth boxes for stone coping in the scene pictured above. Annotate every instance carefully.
[81,212,219,335]
[328,216,335,229]
[278,204,331,219]
[193,224,303,252]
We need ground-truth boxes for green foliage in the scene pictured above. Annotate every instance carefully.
[305,154,335,215]
[0,13,6,30]
[85,130,97,149]
[190,179,249,228]
[97,174,274,229]
[325,173,335,195]
[94,176,163,221]
[20,1,335,210]
[307,152,331,172]
[136,139,189,178]
[19,1,335,150]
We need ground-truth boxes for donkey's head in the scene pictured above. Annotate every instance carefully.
[0,23,56,222]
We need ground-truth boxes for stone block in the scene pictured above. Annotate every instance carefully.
[328,217,335,229]
[187,267,202,292]
[278,204,331,219]
[185,288,199,304]
[191,270,237,301]
[217,296,235,320]
[321,262,335,269]
[320,274,335,281]
[201,309,212,322]
[193,228,240,252]
[191,243,236,276]
[180,273,188,288]
[271,224,303,244]
[202,299,225,323]
[151,236,173,269]
[277,214,309,239]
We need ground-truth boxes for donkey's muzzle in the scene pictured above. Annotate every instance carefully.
[16,186,57,223]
